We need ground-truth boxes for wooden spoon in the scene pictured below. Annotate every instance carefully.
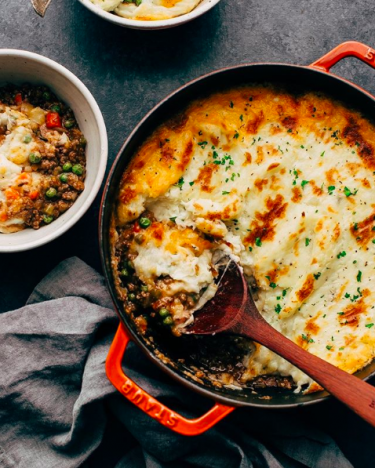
[187,261,375,427]
[31,0,52,17]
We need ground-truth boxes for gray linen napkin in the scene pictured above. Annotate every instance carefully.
[0,257,353,468]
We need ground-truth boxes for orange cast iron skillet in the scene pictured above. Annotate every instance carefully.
[100,41,375,436]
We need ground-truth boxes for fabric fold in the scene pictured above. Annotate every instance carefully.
[0,257,353,468]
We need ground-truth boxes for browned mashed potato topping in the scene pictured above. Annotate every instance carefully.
[111,86,375,392]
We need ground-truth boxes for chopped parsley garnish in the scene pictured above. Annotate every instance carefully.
[326,345,333,350]
[222,191,230,195]
[357,270,362,282]
[301,180,309,189]
[169,217,177,223]
[320,151,325,157]
[189,181,195,186]
[302,334,315,343]
[198,141,208,149]
[339,347,345,351]
[234,132,240,139]
[345,289,362,302]
[255,237,262,247]
[229,101,234,108]
[282,289,287,297]
[366,323,374,328]
[305,238,311,246]
[175,177,185,190]
[344,186,358,197]
[240,114,243,122]
[270,282,277,289]
[328,185,335,194]
[248,246,253,252]
[353,223,358,231]
[313,272,321,280]
[275,304,282,314]
[337,251,346,259]
[337,312,344,315]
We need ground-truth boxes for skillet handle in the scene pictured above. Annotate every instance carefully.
[106,323,235,436]
[310,41,375,72]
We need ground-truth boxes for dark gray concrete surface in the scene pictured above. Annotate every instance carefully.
[1,1,375,466]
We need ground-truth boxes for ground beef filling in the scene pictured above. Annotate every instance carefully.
[114,212,200,333]
[0,84,86,230]
[113,212,297,391]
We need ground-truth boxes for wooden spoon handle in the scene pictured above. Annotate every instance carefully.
[251,320,375,427]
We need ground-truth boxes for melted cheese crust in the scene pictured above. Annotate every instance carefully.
[115,86,375,392]
[91,0,201,20]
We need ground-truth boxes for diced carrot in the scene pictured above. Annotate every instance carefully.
[133,222,141,233]
[14,93,22,105]
[17,173,29,181]
[29,190,39,200]
[5,188,20,200]
[46,112,62,128]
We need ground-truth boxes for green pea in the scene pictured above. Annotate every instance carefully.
[42,91,51,101]
[139,217,151,229]
[120,268,129,277]
[163,316,174,326]
[23,135,32,144]
[72,164,83,176]
[64,119,75,129]
[159,308,170,318]
[42,214,54,224]
[79,136,87,147]
[141,285,148,292]
[128,293,136,302]
[62,162,72,172]
[59,173,68,183]
[46,187,57,198]
[29,152,41,164]
[50,104,61,114]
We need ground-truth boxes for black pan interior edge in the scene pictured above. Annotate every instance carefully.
[100,64,375,407]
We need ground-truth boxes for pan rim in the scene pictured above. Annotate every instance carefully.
[99,61,375,408]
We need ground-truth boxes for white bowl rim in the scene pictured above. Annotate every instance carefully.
[77,0,221,29]
[0,49,108,252]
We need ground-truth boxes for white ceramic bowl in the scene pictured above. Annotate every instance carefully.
[77,0,221,30]
[0,50,108,252]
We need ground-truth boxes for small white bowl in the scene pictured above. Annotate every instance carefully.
[77,0,221,30]
[0,50,108,252]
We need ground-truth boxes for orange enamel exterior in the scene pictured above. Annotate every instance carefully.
[105,41,375,436]
[106,324,234,436]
